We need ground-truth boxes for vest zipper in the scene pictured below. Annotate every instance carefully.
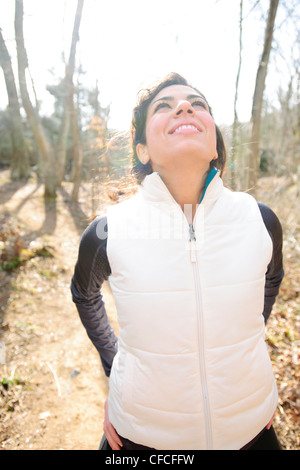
[154,173,215,447]
[189,224,197,263]
[189,222,213,449]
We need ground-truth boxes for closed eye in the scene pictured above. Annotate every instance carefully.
[192,100,209,110]
[154,101,171,112]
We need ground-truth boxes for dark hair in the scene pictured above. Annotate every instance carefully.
[130,72,227,183]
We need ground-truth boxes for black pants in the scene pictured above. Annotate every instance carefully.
[240,426,281,450]
[99,425,281,451]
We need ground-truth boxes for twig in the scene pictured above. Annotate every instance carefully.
[9,365,16,380]
[46,361,62,397]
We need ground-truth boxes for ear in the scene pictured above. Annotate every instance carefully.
[136,143,150,165]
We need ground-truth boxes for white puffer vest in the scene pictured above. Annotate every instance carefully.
[106,171,278,450]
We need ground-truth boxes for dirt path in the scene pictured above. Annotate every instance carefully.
[0,170,299,450]
[0,170,118,450]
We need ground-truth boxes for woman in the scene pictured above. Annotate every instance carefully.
[71,73,284,450]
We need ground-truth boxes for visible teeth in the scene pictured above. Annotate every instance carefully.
[174,125,198,132]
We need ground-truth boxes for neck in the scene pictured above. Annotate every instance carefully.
[158,165,209,222]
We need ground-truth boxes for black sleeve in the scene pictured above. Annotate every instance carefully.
[258,202,284,323]
[70,215,118,377]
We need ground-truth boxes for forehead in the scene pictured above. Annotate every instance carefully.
[152,84,205,103]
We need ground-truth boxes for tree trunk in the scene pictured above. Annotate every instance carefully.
[248,0,280,193]
[0,29,30,179]
[14,0,56,198]
[56,0,84,186]
[70,83,83,202]
[231,0,243,190]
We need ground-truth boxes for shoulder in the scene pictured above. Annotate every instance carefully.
[217,188,261,223]
[80,214,107,242]
[257,202,283,240]
[78,214,108,260]
[222,188,257,208]
[107,195,142,228]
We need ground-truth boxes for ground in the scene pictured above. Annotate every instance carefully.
[0,169,119,450]
[0,169,299,450]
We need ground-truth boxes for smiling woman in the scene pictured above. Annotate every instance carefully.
[71,72,284,451]
[130,73,227,186]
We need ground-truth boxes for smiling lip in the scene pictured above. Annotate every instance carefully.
[169,121,203,134]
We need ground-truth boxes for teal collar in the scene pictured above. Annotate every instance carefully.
[156,166,218,204]
[200,167,218,203]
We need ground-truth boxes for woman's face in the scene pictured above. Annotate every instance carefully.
[136,85,218,176]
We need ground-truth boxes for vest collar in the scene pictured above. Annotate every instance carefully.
[139,167,223,206]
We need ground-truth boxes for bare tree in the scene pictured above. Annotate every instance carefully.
[70,81,83,202]
[230,0,243,190]
[248,0,280,193]
[14,0,84,199]
[56,0,84,186]
[15,0,56,198]
[0,28,29,179]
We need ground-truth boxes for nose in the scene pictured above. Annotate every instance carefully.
[174,100,195,117]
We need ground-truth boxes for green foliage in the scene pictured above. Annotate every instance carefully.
[0,218,54,272]
[0,219,25,271]
[1,375,27,412]
[0,257,23,272]
[1,376,21,391]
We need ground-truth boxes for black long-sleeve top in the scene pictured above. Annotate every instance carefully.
[70,202,284,377]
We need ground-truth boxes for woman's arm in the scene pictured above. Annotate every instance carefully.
[258,202,284,323]
[70,215,118,376]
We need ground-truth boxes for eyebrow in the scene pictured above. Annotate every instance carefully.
[151,94,208,107]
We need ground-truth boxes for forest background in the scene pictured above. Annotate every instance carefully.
[0,0,299,450]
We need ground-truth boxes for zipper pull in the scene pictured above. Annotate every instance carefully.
[189,224,197,263]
